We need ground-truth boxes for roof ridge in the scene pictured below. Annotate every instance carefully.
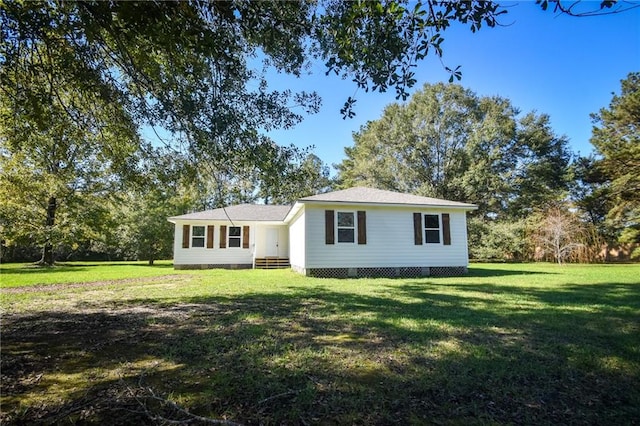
[169,203,292,221]
[297,186,477,208]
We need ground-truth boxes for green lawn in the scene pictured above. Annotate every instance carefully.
[1,262,639,424]
[0,260,179,288]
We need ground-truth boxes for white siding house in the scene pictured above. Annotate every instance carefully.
[169,187,477,277]
[288,209,306,274]
[169,204,290,269]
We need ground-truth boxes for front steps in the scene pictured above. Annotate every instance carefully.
[254,257,290,269]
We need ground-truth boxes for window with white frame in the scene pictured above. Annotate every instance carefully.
[337,211,355,243]
[192,225,205,247]
[424,214,440,244]
[228,226,241,247]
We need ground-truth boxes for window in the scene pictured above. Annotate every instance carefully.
[191,226,205,247]
[424,214,440,244]
[325,210,367,245]
[228,226,241,247]
[337,212,355,243]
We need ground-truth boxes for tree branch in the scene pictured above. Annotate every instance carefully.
[549,0,640,17]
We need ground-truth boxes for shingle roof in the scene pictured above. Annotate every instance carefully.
[170,188,476,223]
[299,187,477,209]
[169,204,292,221]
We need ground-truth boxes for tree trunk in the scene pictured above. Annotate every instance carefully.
[148,258,154,266]
[39,196,57,266]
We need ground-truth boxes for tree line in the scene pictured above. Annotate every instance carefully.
[1,1,635,265]
[2,74,637,264]
[336,77,639,263]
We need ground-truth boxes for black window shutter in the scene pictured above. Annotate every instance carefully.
[413,213,423,245]
[207,225,214,248]
[220,225,227,249]
[357,211,367,244]
[325,210,335,245]
[442,213,451,245]
[182,224,190,249]
[242,226,250,249]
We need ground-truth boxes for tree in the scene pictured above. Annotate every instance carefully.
[0,1,620,263]
[530,206,587,264]
[335,83,571,220]
[0,149,127,264]
[588,72,640,257]
[292,154,333,197]
[336,84,490,202]
[1,1,623,159]
[177,140,332,208]
[536,0,638,17]
[1,1,351,262]
[0,1,512,131]
[1,1,622,126]
[571,155,617,245]
[506,112,572,218]
[261,153,333,204]
[113,146,198,265]
[0,46,138,264]
[467,217,529,261]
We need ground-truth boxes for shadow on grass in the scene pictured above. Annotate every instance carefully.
[2,281,639,425]
[0,266,93,275]
[466,266,556,278]
[1,262,174,275]
[55,262,174,269]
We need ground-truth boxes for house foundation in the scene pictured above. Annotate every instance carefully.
[306,266,467,278]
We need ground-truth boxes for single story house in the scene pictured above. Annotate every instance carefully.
[168,187,477,277]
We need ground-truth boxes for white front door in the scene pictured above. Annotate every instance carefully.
[266,228,279,257]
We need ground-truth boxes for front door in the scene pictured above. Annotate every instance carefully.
[266,228,279,257]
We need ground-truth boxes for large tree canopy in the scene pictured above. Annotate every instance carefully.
[336,83,571,219]
[0,0,625,163]
[0,0,626,264]
[0,1,511,137]
[0,45,139,264]
[588,72,640,254]
[0,0,509,264]
[0,0,620,177]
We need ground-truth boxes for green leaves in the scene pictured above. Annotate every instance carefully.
[587,72,640,253]
[445,65,462,83]
[535,0,627,16]
[1,0,518,154]
[315,1,508,117]
[336,82,571,221]
[340,97,357,120]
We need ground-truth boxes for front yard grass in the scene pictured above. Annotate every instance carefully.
[1,262,639,424]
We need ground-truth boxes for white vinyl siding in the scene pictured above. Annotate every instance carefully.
[173,221,253,266]
[288,209,306,271]
[304,204,470,268]
[254,225,289,258]
[171,202,472,270]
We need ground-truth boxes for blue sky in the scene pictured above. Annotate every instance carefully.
[264,2,640,172]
